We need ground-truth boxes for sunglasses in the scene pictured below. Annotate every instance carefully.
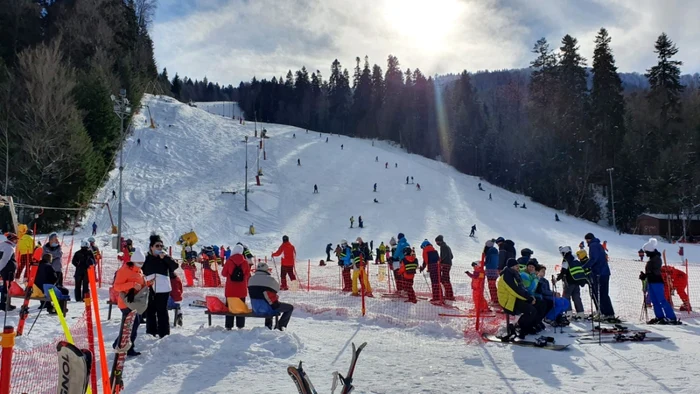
[154,244,164,248]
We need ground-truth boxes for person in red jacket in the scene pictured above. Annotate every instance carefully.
[466,262,490,312]
[398,246,419,303]
[661,265,691,311]
[222,244,252,329]
[272,235,296,290]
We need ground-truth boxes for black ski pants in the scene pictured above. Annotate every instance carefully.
[146,292,170,338]
[225,297,246,329]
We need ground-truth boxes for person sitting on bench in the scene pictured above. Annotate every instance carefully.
[248,261,293,331]
[35,253,70,314]
[497,258,537,339]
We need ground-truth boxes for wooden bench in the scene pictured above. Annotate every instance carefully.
[107,300,181,327]
[10,294,71,304]
[204,309,280,328]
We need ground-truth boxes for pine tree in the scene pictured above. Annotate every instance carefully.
[171,73,182,99]
[646,32,684,132]
[350,56,372,137]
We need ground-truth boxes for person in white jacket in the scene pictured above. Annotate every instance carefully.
[0,233,19,311]
[141,234,179,338]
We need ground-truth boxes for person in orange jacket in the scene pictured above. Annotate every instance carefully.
[112,248,148,356]
[272,235,296,290]
[661,265,691,311]
[466,262,490,312]
[398,246,419,303]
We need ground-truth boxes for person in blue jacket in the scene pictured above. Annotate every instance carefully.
[584,233,615,321]
[535,265,570,326]
[391,233,410,293]
[339,240,352,291]
[248,262,294,330]
[483,239,499,304]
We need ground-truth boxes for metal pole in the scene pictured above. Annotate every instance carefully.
[607,168,616,231]
[117,115,124,248]
[245,136,248,212]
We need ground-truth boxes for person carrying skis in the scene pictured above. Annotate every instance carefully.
[556,246,586,320]
[325,243,333,262]
[0,233,18,311]
[92,221,97,235]
[72,239,96,301]
[43,233,64,286]
[350,239,373,297]
[584,232,616,322]
[660,265,691,311]
[484,240,499,304]
[272,235,296,291]
[142,234,179,338]
[34,252,70,314]
[469,225,476,237]
[112,248,148,356]
[398,246,418,303]
[434,235,455,301]
[248,261,294,331]
[640,238,681,325]
[466,262,490,312]
[349,216,354,228]
[497,258,537,339]
[222,244,252,330]
[419,240,442,302]
[339,240,352,291]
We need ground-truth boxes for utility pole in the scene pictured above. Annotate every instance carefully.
[607,167,616,232]
[254,111,257,138]
[111,89,131,250]
[245,135,249,212]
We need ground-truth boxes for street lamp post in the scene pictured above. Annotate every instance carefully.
[245,136,249,212]
[607,167,616,232]
[111,89,131,250]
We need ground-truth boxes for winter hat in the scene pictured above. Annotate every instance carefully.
[584,233,595,241]
[521,248,533,257]
[398,233,405,240]
[256,262,270,272]
[506,258,519,268]
[643,238,658,253]
[527,258,540,269]
[149,234,162,247]
[485,240,494,248]
[420,239,431,249]
[558,246,572,256]
[435,235,444,244]
[356,237,363,244]
[232,244,244,255]
[576,249,588,260]
[131,248,146,266]
[471,261,479,267]
[495,237,505,244]
[282,235,289,243]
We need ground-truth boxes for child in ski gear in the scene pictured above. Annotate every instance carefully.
[640,238,680,324]
[638,249,645,261]
[200,247,221,287]
[584,233,615,320]
[661,265,691,311]
[535,266,570,326]
[248,262,294,330]
[339,240,352,291]
[112,248,148,356]
[484,240,500,304]
[398,247,418,303]
[142,234,179,338]
[497,258,537,338]
[350,240,373,296]
[0,233,18,310]
[434,235,455,301]
[272,235,297,290]
[43,233,64,286]
[222,244,252,329]
[392,234,410,293]
[92,221,97,235]
[521,259,548,330]
[466,262,489,312]
[420,240,442,301]
[72,239,96,301]
[556,246,586,319]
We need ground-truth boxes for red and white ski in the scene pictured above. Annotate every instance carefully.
[110,310,137,393]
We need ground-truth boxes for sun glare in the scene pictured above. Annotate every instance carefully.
[383,0,463,52]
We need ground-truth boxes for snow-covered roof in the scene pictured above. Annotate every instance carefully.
[639,213,698,220]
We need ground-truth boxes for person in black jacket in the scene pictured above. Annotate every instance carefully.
[434,235,454,300]
[142,234,179,337]
[640,238,680,325]
[72,239,95,301]
[35,253,69,314]
[498,258,537,338]
[496,238,516,271]
[325,243,333,262]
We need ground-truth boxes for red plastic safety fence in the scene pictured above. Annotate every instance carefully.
[0,311,90,394]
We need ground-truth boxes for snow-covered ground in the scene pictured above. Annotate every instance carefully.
[8,94,700,393]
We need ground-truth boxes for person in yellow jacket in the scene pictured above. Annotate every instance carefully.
[497,258,537,339]
[16,229,35,280]
[350,242,373,297]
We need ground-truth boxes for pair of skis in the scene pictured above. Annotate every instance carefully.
[288,342,367,394]
[482,334,570,351]
[110,310,138,393]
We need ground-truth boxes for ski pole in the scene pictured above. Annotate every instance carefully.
[597,274,601,346]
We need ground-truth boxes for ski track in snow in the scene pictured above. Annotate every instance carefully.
[11,95,700,394]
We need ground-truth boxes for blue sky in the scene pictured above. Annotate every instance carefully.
[151,0,700,85]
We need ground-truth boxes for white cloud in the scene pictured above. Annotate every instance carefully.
[151,0,700,84]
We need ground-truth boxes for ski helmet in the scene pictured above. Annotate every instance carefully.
[81,239,89,248]
[403,246,412,256]
[341,239,348,246]
[558,246,572,256]
[420,239,430,249]
[282,235,289,243]
[88,237,95,243]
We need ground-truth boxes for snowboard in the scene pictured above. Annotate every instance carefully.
[482,334,570,351]
[576,332,668,344]
[110,310,137,393]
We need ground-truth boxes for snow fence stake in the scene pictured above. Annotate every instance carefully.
[88,267,111,394]
[0,326,15,394]
[85,293,98,394]
[307,259,310,292]
[63,238,74,280]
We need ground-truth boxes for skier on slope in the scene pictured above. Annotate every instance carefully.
[16,229,34,281]
[325,243,333,262]
[377,242,386,264]
[469,225,476,237]
[419,240,442,302]
[434,235,455,301]
[249,261,294,331]
[71,239,96,302]
[373,183,377,192]
[640,238,681,325]
[358,216,364,228]
[112,248,148,356]
[349,216,354,228]
[271,235,297,291]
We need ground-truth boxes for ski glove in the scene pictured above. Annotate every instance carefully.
[126,288,136,303]
[638,271,647,281]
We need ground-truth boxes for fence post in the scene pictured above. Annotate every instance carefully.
[307,259,310,292]
[85,294,98,394]
[686,259,691,308]
[0,326,15,394]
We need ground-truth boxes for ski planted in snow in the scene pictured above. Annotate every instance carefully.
[110,310,137,394]
[332,341,367,394]
[287,361,318,394]
[576,332,668,344]
[16,266,39,336]
[482,334,570,351]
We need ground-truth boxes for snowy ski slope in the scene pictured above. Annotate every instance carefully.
[23,94,700,393]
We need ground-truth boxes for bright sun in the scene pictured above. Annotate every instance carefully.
[383,0,464,52]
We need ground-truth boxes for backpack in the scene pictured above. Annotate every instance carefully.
[230,263,244,282]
